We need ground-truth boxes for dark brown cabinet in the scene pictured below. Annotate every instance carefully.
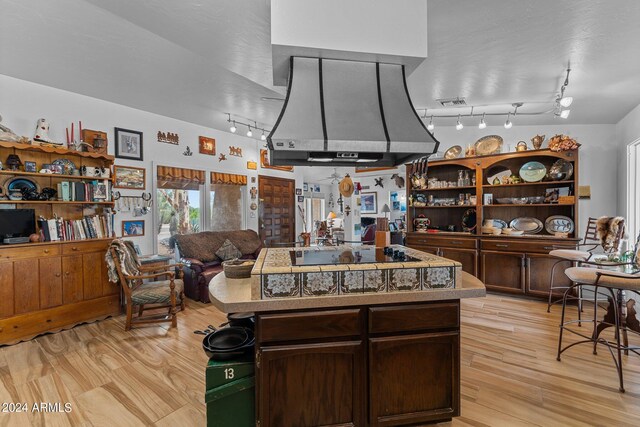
[440,248,478,276]
[525,254,572,297]
[481,251,526,294]
[256,302,460,426]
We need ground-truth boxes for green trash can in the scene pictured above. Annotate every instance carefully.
[205,354,255,427]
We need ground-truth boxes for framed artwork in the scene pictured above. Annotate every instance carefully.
[199,136,216,155]
[295,188,302,195]
[297,195,304,202]
[24,161,37,172]
[260,149,293,172]
[303,183,308,191]
[247,161,257,170]
[114,165,146,189]
[360,192,378,214]
[114,128,143,161]
[313,184,321,193]
[122,220,145,237]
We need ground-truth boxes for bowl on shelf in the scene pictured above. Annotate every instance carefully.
[502,228,524,236]
[482,226,497,234]
[495,198,512,204]
[528,196,545,204]
[512,197,528,205]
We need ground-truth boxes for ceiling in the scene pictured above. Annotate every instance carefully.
[1,0,640,137]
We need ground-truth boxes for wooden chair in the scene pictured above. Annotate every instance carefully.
[107,241,185,330]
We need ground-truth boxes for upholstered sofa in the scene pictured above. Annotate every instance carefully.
[174,230,262,302]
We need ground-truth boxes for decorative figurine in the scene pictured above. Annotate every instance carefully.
[5,154,22,171]
[34,118,62,145]
[374,177,384,188]
[531,134,545,150]
[390,173,405,188]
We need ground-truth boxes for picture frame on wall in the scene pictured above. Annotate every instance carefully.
[114,127,143,161]
[114,165,146,189]
[24,161,37,172]
[199,136,216,155]
[360,192,377,214]
[297,195,304,202]
[295,188,302,195]
[122,220,145,237]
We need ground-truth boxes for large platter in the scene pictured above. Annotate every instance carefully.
[545,215,574,234]
[548,159,574,181]
[5,177,39,194]
[509,217,543,234]
[461,209,477,232]
[474,135,503,156]
[519,161,547,183]
[444,145,462,159]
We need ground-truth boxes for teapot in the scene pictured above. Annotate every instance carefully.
[531,134,545,150]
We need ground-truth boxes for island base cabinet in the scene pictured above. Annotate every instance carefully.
[369,332,459,426]
[257,341,365,427]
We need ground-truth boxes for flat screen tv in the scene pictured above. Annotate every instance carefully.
[0,209,36,240]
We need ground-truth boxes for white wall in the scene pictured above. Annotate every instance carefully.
[0,75,304,254]
[430,124,618,235]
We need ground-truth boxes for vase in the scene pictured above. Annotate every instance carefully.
[300,232,311,247]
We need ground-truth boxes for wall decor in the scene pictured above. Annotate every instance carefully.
[250,202,257,210]
[114,165,146,189]
[218,153,227,162]
[183,146,193,156]
[199,136,216,155]
[122,220,145,237]
[360,192,378,214]
[229,146,243,157]
[250,187,257,199]
[115,127,143,161]
[303,183,308,191]
[260,149,293,172]
[374,177,384,188]
[157,131,179,145]
[297,195,304,203]
[390,173,405,188]
[247,161,257,170]
[295,188,302,196]
[314,185,320,193]
[251,176,256,183]
[81,129,108,154]
[24,161,37,172]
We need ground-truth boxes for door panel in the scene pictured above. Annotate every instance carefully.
[83,252,104,300]
[14,259,39,314]
[62,255,83,303]
[440,248,478,277]
[0,263,14,318]
[39,257,62,309]
[259,176,296,246]
[481,251,525,293]
[526,254,572,297]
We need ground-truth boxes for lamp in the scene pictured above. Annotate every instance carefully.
[5,154,22,171]
[478,112,487,129]
[381,203,391,219]
[455,115,463,130]
[326,211,337,229]
[427,115,434,131]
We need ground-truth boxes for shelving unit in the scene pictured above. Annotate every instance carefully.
[0,140,119,345]
[405,148,580,299]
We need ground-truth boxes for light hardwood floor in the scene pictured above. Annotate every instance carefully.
[0,295,639,426]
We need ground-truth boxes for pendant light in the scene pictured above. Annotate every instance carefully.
[504,113,512,129]
[559,68,573,107]
[559,109,571,119]
[455,115,463,130]
[261,130,267,141]
[230,120,237,133]
[478,113,487,129]
[427,115,435,131]
[246,126,253,137]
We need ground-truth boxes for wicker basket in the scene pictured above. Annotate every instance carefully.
[222,259,255,279]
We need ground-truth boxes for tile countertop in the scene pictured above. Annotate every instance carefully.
[208,270,486,314]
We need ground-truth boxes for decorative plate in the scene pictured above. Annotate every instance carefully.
[486,166,512,185]
[519,161,547,183]
[545,215,574,234]
[52,158,77,175]
[444,145,462,159]
[548,159,574,181]
[5,177,39,194]
[474,135,503,156]
[489,219,508,229]
[509,217,544,234]
[461,209,477,232]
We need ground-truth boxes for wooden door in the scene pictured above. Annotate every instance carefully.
[0,262,14,318]
[14,259,39,314]
[525,254,572,297]
[83,252,104,300]
[258,175,296,246]
[369,331,459,426]
[39,257,62,309]
[481,251,526,294]
[257,341,365,427]
[62,255,83,303]
[440,248,478,277]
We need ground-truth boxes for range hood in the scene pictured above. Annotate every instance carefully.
[267,57,440,167]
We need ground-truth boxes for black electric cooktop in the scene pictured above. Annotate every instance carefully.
[289,247,419,266]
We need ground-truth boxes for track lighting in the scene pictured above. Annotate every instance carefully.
[427,116,434,131]
[455,115,463,130]
[478,113,487,129]
[226,113,271,138]
[559,109,570,119]
[246,126,253,137]
[261,130,266,141]
[504,113,512,129]
[559,96,573,108]
[556,68,574,111]
[230,121,237,133]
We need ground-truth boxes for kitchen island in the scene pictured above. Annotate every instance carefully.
[209,246,485,426]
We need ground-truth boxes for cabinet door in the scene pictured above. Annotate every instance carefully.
[83,252,104,300]
[481,251,526,293]
[62,255,83,303]
[410,245,439,256]
[525,254,572,297]
[440,248,478,277]
[257,341,365,427]
[369,331,459,426]
[13,259,40,314]
[40,257,62,309]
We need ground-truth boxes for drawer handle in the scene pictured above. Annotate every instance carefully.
[55,273,61,277]
[65,271,70,276]
[71,247,79,251]
[543,246,554,250]
[449,241,463,245]
[495,244,509,248]
[44,249,50,254]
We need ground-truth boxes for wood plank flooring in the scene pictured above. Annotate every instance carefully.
[0,294,638,426]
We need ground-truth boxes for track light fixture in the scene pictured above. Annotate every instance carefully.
[478,112,487,129]
[504,113,512,129]
[226,114,271,139]
[427,115,434,131]
[261,130,266,141]
[455,115,463,130]
[246,126,253,137]
[555,67,573,118]
[230,121,237,133]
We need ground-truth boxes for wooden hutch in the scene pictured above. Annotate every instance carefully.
[0,141,119,344]
[406,148,580,298]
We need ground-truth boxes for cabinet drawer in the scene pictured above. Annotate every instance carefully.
[407,234,477,249]
[0,245,60,261]
[369,302,459,334]
[61,240,110,254]
[258,308,363,343]
[481,239,575,254]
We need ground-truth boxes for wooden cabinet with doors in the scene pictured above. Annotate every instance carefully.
[0,141,118,344]
[406,148,580,299]
[255,301,460,426]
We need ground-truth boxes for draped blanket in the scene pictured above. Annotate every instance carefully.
[596,216,625,252]
[105,239,141,285]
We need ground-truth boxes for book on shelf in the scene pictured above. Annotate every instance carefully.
[55,180,111,202]
[38,211,115,242]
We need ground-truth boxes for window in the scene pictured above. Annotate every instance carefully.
[628,140,640,244]
[156,166,204,255]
